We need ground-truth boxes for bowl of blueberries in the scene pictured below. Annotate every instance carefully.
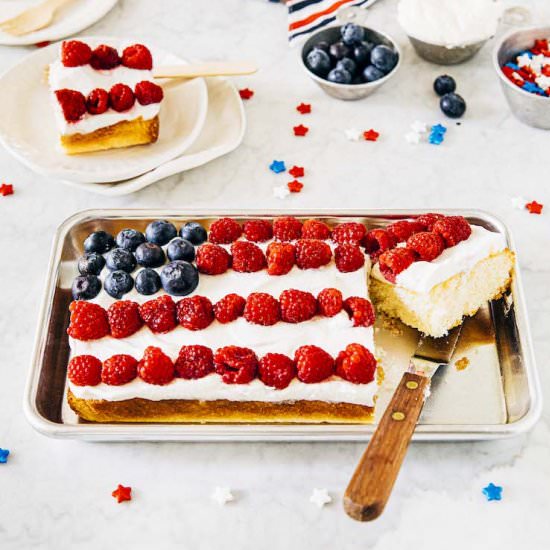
[302,22,401,100]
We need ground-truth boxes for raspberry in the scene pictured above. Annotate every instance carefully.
[101,354,138,385]
[273,216,302,241]
[109,83,135,112]
[213,294,246,324]
[258,353,296,389]
[407,231,445,261]
[378,248,417,283]
[67,301,109,341]
[61,40,92,67]
[301,219,331,240]
[243,219,273,242]
[332,222,366,245]
[416,213,444,231]
[86,88,109,115]
[230,241,266,273]
[343,297,376,327]
[67,355,102,386]
[138,346,174,385]
[386,220,423,242]
[279,289,317,323]
[107,301,143,338]
[214,346,258,384]
[334,244,365,273]
[121,44,153,70]
[135,81,164,105]
[295,346,334,383]
[336,344,377,384]
[90,44,121,70]
[175,345,214,379]
[295,239,332,269]
[317,288,343,317]
[138,295,177,333]
[196,243,231,275]
[362,228,397,259]
[55,89,86,122]
[244,293,280,326]
[432,216,472,247]
[176,296,214,330]
[266,241,295,275]
[208,217,242,244]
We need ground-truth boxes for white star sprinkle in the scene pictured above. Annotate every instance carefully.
[536,74,550,90]
[309,488,332,508]
[211,486,234,505]
[511,196,527,210]
[411,120,429,134]
[273,185,290,199]
[517,53,532,68]
[344,128,361,142]
[405,131,422,144]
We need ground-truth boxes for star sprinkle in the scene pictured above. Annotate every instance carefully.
[429,133,444,145]
[309,488,332,508]
[0,183,13,196]
[431,123,447,134]
[428,124,446,145]
[0,448,10,464]
[296,102,311,114]
[269,160,286,174]
[411,120,429,134]
[511,196,528,210]
[344,128,361,142]
[293,124,309,136]
[405,131,422,144]
[288,180,303,193]
[112,484,132,503]
[482,483,503,501]
[363,129,380,142]
[239,88,254,100]
[273,185,291,199]
[211,486,234,505]
[526,200,543,214]
[289,165,305,178]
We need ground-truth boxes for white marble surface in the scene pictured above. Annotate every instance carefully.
[1,0,549,548]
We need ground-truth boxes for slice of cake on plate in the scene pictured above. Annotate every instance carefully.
[48,40,164,154]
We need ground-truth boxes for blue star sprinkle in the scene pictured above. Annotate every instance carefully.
[505,62,520,71]
[482,483,503,501]
[428,132,444,145]
[0,448,10,464]
[522,82,545,95]
[269,160,286,174]
[431,124,447,134]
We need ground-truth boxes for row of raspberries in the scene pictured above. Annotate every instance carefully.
[61,41,153,70]
[67,290,375,340]
[68,342,377,388]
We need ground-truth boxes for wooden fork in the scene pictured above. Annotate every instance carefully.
[0,0,74,36]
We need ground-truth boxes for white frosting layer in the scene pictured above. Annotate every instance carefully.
[397,0,502,46]
[371,225,507,293]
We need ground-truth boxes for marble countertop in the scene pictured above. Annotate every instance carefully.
[0,0,549,548]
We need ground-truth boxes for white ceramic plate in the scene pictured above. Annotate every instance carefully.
[0,37,208,183]
[0,0,118,46]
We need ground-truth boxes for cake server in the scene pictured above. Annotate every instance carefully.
[344,325,463,522]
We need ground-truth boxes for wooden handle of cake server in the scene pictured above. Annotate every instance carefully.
[153,61,258,79]
[343,372,429,522]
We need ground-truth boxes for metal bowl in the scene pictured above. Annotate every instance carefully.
[301,26,401,101]
[493,25,550,129]
[406,34,487,65]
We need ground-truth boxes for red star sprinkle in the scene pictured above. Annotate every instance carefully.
[296,103,311,114]
[35,41,51,48]
[239,88,254,100]
[526,200,543,214]
[293,124,309,137]
[363,129,380,142]
[112,484,132,503]
[0,183,14,197]
[287,180,304,193]
[289,165,305,178]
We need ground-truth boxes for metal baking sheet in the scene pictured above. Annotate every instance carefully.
[23,209,542,441]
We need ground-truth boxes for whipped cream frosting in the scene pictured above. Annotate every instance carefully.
[397,0,502,47]
[371,225,507,293]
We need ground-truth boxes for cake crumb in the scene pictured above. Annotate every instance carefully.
[454,357,470,371]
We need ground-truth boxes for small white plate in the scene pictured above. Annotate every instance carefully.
[0,0,118,46]
[0,37,209,183]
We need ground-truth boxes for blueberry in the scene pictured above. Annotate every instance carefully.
[104,270,134,299]
[135,268,162,296]
[105,248,136,273]
[353,41,374,66]
[440,92,466,118]
[327,68,352,84]
[167,238,195,262]
[83,231,115,254]
[433,75,456,97]
[363,64,385,82]
[341,23,365,46]
[179,221,207,245]
[370,45,398,73]
[336,57,356,75]
[312,41,330,54]
[78,253,105,276]
[329,41,352,61]
[116,228,146,252]
[145,220,177,246]
[160,261,199,297]
[71,275,101,300]
[306,48,331,76]
[135,243,166,268]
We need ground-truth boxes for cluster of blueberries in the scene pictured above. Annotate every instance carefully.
[72,220,207,300]
[305,23,398,85]
[433,75,466,118]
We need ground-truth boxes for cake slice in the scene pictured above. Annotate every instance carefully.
[49,40,164,154]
